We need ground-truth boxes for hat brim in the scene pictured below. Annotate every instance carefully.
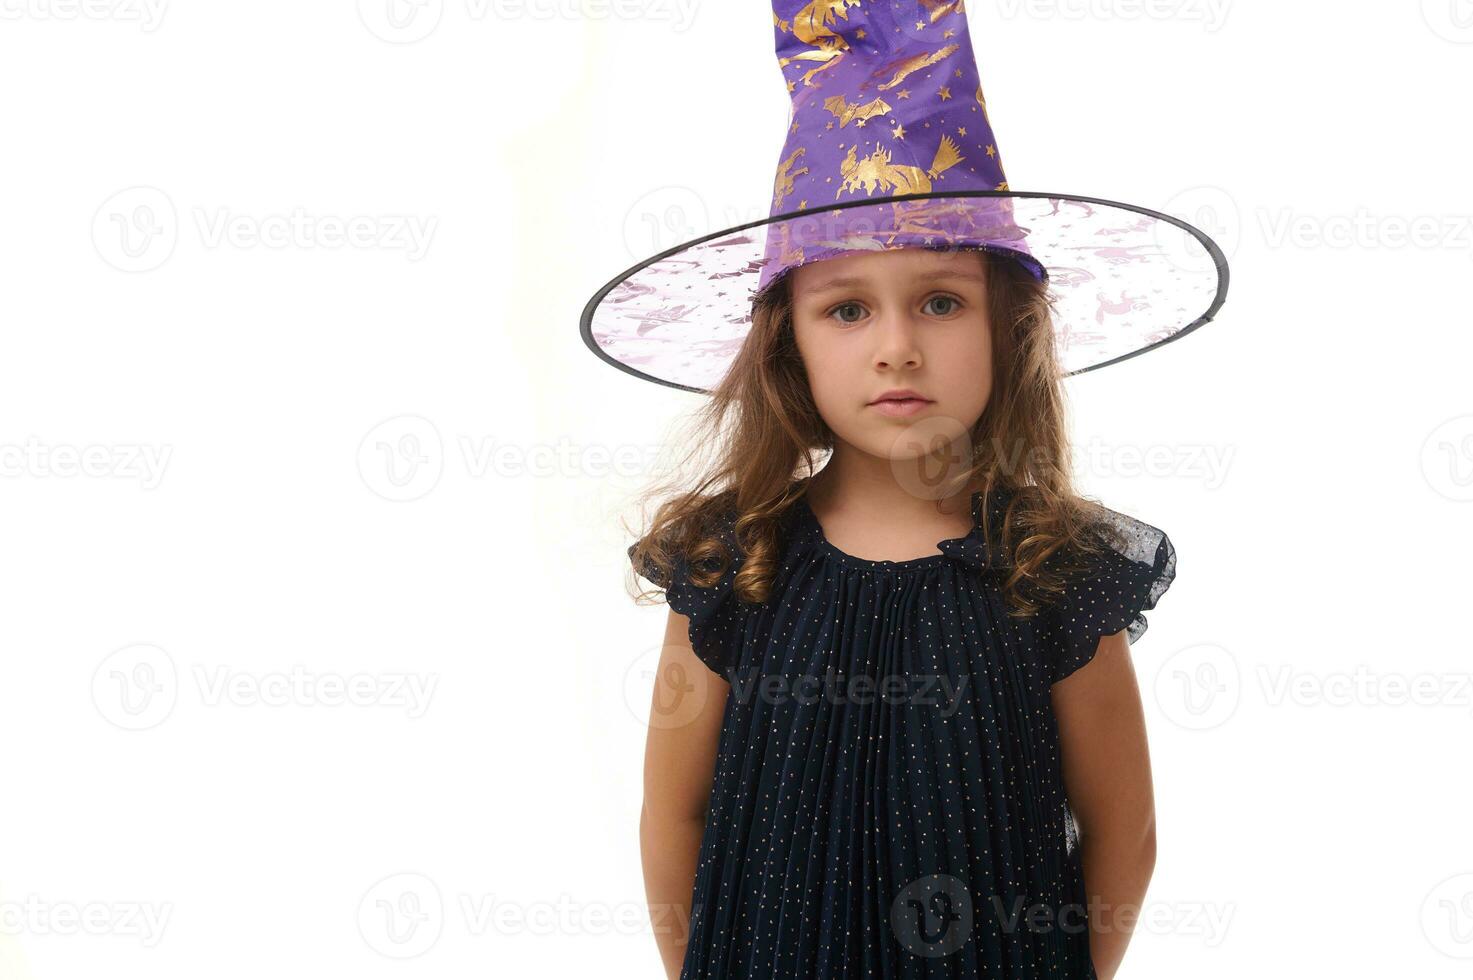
[581,190,1229,394]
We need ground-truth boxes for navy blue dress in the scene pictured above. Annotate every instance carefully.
[630,481,1176,979]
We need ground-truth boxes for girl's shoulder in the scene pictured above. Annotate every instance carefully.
[1036,499,1177,684]
[628,499,751,678]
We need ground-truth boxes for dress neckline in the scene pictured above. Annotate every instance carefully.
[790,481,1016,573]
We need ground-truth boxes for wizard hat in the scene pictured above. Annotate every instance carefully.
[581,0,1229,394]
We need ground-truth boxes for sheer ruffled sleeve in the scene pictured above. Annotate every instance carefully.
[627,511,746,678]
[1043,506,1177,685]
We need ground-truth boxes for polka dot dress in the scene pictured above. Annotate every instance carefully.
[629,480,1176,980]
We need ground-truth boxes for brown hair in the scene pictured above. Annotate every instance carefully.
[626,247,1119,623]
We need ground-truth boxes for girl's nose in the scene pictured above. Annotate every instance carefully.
[871,308,924,370]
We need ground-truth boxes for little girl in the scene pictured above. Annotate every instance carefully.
[627,244,1176,980]
[589,4,1225,977]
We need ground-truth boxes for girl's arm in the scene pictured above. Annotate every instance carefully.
[640,609,729,980]
[1051,629,1157,980]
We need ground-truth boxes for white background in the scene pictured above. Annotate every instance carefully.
[1,1,1471,977]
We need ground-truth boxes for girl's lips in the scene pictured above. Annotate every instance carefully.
[868,398,933,418]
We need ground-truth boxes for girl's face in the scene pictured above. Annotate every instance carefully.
[789,247,993,468]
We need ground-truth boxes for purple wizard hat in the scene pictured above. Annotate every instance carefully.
[582,0,1229,394]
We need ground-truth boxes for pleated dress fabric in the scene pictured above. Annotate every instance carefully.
[630,482,1176,980]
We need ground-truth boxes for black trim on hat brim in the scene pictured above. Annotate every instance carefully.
[580,189,1231,395]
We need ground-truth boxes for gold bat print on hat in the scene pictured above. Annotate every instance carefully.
[823,94,895,127]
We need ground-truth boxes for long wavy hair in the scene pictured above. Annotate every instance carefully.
[626,246,1121,623]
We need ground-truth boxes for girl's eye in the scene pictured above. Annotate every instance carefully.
[924,295,961,316]
[825,294,963,324]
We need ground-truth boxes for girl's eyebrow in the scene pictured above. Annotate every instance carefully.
[805,269,987,293]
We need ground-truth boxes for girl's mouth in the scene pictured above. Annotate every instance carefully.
[869,397,933,418]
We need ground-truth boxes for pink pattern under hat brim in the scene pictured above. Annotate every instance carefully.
[581,190,1229,394]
